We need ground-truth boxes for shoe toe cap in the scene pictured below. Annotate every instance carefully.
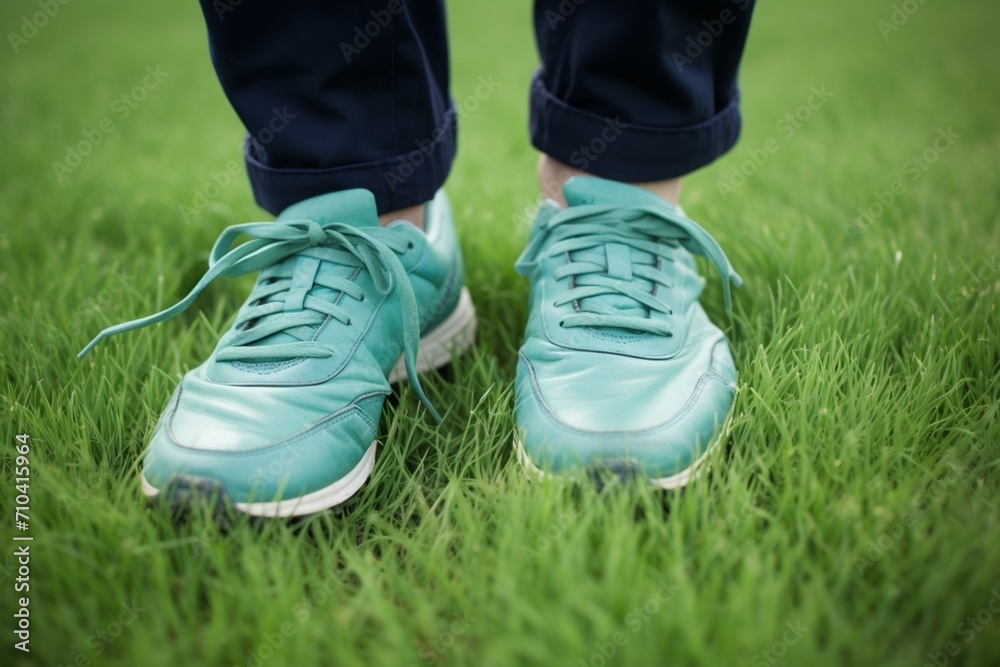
[514,342,736,479]
[142,390,382,504]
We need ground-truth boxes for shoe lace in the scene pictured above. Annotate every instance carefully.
[515,202,741,336]
[78,218,442,421]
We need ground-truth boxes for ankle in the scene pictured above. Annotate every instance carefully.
[379,204,425,229]
[537,154,683,208]
[628,176,683,207]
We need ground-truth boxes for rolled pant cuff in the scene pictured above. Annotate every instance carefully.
[529,75,742,182]
[244,111,457,216]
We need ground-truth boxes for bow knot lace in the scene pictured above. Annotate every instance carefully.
[80,218,441,421]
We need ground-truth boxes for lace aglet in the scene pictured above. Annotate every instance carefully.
[403,357,444,423]
[77,333,104,360]
[426,403,444,424]
[722,270,742,311]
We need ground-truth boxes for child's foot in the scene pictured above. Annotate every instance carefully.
[81,189,475,516]
[513,177,740,488]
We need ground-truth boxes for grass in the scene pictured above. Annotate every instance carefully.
[1,0,999,665]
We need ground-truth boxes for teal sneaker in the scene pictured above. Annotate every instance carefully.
[80,189,475,517]
[513,177,741,489]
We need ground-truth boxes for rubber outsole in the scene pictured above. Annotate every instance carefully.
[388,287,477,383]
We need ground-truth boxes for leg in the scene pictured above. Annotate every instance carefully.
[515,0,754,487]
[201,0,456,224]
[532,0,755,205]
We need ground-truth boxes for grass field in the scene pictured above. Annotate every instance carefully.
[2,0,999,665]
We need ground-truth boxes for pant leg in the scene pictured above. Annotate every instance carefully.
[531,0,756,182]
[200,0,454,215]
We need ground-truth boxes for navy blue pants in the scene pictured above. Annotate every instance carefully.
[200,0,756,215]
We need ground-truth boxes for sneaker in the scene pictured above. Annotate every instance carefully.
[80,188,476,516]
[513,177,741,489]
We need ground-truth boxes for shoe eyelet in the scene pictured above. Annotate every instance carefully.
[406,241,415,250]
[347,319,353,326]
[358,295,365,303]
[559,321,565,327]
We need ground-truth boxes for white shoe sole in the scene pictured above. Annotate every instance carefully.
[141,441,378,518]
[513,398,736,491]
[388,286,477,383]
[142,287,477,517]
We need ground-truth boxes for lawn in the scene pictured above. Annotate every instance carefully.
[1,0,999,665]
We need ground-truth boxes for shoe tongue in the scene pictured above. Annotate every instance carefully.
[276,188,380,228]
[562,176,679,213]
[236,189,380,362]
